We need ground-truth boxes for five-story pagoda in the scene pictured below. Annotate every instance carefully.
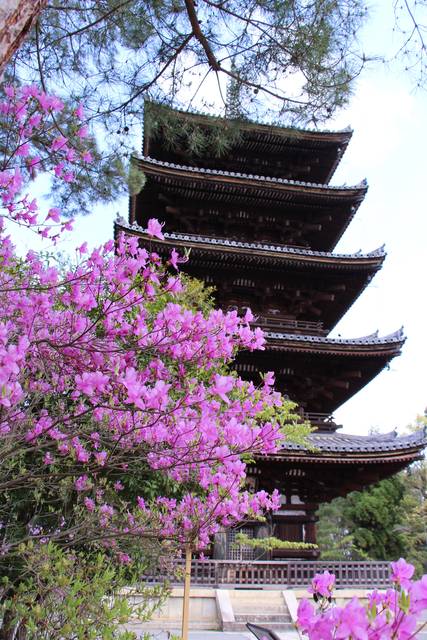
[115,104,426,560]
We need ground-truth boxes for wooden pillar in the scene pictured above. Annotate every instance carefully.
[181,545,192,640]
[305,519,317,544]
[212,530,227,559]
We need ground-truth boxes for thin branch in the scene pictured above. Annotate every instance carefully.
[102,34,194,116]
[184,0,221,70]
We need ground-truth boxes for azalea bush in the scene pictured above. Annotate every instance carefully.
[0,83,94,238]
[0,221,288,556]
[297,559,427,639]
[0,84,305,637]
[0,542,164,640]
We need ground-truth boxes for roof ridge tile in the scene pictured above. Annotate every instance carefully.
[140,156,367,192]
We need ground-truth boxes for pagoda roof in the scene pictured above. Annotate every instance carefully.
[281,428,427,457]
[132,157,367,251]
[145,102,353,143]
[264,328,404,356]
[254,429,426,501]
[136,156,365,194]
[116,221,384,271]
[236,329,405,413]
[144,103,352,184]
[116,221,384,330]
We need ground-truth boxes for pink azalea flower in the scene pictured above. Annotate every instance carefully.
[62,219,74,231]
[47,207,61,223]
[84,497,95,512]
[243,307,254,323]
[28,156,41,170]
[391,558,415,589]
[76,125,88,138]
[335,598,369,640]
[95,451,108,466]
[62,171,74,183]
[263,371,275,387]
[166,276,183,293]
[309,570,336,598]
[54,162,65,177]
[43,452,54,465]
[213,374,235,404]
[169,248,180,269]
[28,114,42,128]
[410,575,427,612]
[146,218,165,240]
[297,599,316,632]
[16,143,30,157]
[66,148,76,162]
[51,135,68,152]
[75,475,89,491]
[74,103,85,119]
[392,612,417,640]
[117,552,131,564]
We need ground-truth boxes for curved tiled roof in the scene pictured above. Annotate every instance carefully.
[161,232,384,260]
[265,328,404,346]
[115,220,385,269]
[144,101,353,139]
[282,428,427,455]
[137,156,367,193]
[262,328,405,358]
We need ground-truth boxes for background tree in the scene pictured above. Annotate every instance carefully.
[397,460,427,575]
[317,417,427,570]
[317,477,407,562]
[315,497,369,561]
[395,415,427,575]
[3,0,368,215]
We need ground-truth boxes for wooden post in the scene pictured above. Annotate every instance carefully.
[181,544,192,640]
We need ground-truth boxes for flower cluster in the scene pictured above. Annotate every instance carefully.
[297,560,427,639]
[0,84,92,238]
[0,206,286,558]
[0,84,293,568]
[308,570,336,600]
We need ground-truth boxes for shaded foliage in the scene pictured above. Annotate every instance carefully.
[317,477,407,562]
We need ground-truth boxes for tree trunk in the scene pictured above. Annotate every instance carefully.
[0,0,48,78]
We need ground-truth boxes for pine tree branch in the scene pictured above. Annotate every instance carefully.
[102,33,194,115]
[40,0,134,49]
[184,0,221,71]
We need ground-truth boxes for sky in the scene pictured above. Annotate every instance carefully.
[325,4,427,434]
[8,0,427,436]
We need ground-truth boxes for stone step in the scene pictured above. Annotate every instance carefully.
[230,591,285,601]
[224,620,296,632]
[235,614,291,623]
[233,605,290,615]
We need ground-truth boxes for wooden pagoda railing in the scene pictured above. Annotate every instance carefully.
[299,411,341,431]
[144,560,391,589]
[255,316,328,336]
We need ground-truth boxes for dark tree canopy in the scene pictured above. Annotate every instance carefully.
[318,416,427,572]
[317,478,407,562]
[4,0,368,215]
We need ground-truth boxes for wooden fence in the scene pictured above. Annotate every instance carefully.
[144,559,391,589]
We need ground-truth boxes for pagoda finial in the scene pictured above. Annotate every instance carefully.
[225,62,245,120]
